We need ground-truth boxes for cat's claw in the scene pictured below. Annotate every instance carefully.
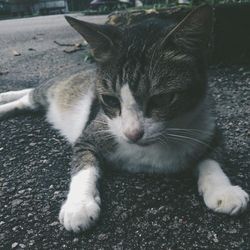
[203,185,249,215]
[59,196,101,232]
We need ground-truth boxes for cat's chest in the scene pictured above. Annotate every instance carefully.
[106,141,191,173]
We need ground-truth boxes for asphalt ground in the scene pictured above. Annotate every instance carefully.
[0,14,249,250]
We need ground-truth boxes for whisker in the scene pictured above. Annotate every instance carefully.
[92,130,112,135]
[159,134,197,147]
[94,120,108,125]
[166,128,213,136]
[165,133,211,149]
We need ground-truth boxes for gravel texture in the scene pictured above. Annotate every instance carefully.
[0,15,249,250]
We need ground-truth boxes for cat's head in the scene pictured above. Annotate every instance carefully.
[65,5,213,145]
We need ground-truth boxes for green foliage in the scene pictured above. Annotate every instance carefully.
[83,0,250,16]
[83,51,94,63]
[8,0,39,3]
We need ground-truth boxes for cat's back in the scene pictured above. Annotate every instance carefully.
[45,67,97,143]
[47,68,96,111]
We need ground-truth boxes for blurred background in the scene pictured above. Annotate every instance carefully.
[0,0,249,17]
[0,0,249,63]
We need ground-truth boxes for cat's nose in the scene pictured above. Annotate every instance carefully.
[124,129,144,142]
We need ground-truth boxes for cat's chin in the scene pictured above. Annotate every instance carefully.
[126,140,154,147]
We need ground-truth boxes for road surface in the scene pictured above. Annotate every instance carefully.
[0,14,249,250]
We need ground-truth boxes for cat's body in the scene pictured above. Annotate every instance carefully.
[32,68,214,174]
[0,5,248,232]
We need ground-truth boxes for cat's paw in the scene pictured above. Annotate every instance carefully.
[59,195,101,232]
[203,185,249,215]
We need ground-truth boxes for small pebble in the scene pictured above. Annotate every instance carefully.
[50,221,59,226]
[11,199,23,207]
[11,242,18,249]
[98,233,109,241]
[73,238,79,243]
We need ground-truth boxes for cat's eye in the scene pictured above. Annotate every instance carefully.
[148,93,177,109]
[101,95,120,109]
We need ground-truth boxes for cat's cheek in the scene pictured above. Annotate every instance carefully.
[107,116,125,141]
[144,118,162,135]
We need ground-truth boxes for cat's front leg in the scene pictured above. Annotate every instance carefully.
[197,159,249,215]
[59,150,101,232]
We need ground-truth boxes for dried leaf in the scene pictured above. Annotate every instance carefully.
[54,40,75,47]
[0,70,9,76]
[12,50,21,56]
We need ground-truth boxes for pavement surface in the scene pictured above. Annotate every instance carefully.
[0,14,249,250]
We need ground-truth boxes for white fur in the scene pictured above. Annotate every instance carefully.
[198,159,249,214]
[108,113,211,173]
[47,88,94,144]
[119,84,143,140]
[107,142,183,172]
[0,91,35,118]
[0,88,33,103]
[59,167,100,232]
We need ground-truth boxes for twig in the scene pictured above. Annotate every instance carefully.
[54,40,76,47]
[0,70,9,76]
[63,47,85,54]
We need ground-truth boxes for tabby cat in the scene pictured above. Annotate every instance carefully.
[0,5,248,232]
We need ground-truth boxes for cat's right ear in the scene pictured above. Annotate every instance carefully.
[161,4,213,52]
[65,16,121,63]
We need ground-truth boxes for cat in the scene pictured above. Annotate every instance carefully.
[0,5,248,233]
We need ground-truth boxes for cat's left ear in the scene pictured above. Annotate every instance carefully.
[164,4,213,52]
[65,16,122,63]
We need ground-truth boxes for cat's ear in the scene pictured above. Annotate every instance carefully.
[65,16,121,63]
[164,4,213,52]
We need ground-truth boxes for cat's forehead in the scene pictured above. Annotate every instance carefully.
[99,48,194,98]
[97,18,197,96]
[99,57,150,97]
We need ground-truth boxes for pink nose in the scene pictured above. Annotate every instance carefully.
[124,129,144,142]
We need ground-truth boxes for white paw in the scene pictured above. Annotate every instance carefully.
[203,185,249,215]
[59,195,101,232]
